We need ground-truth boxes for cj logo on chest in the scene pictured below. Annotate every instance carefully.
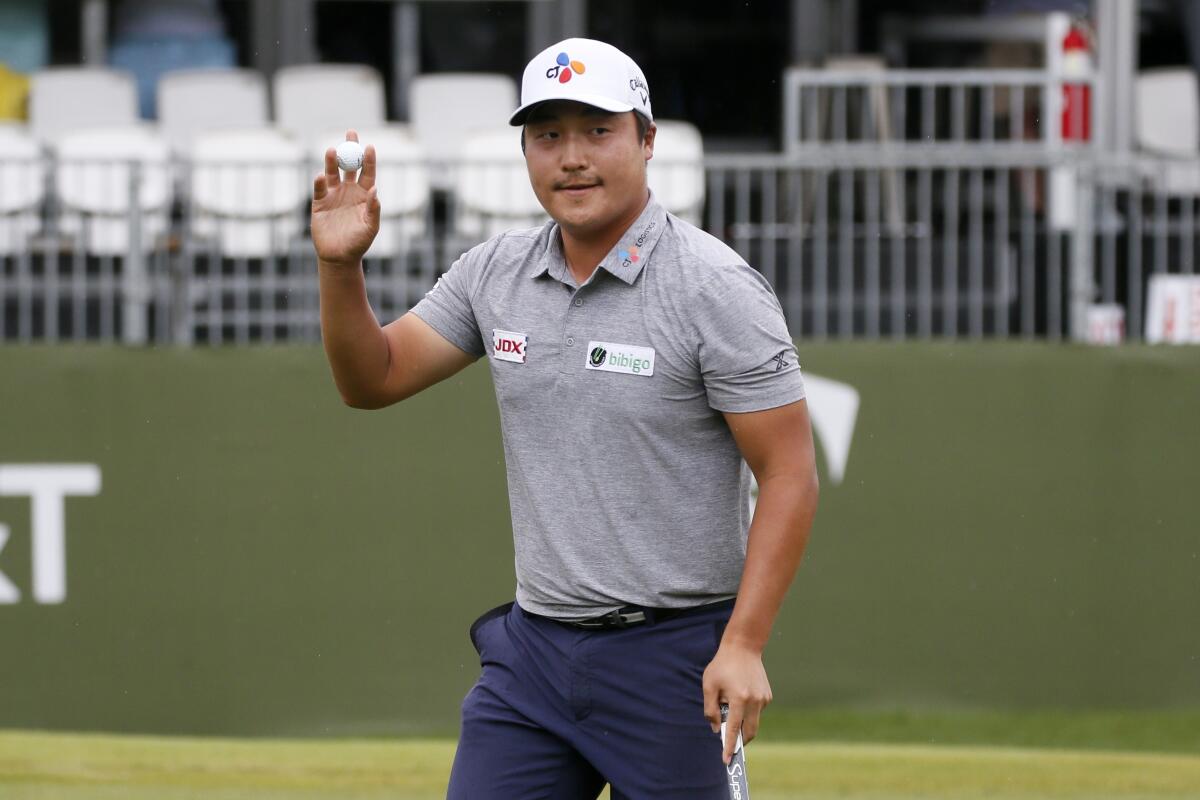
[492,329,528,364]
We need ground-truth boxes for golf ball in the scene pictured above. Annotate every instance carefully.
[336,140,364,171]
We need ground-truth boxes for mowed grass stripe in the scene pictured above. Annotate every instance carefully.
[3,731,1200,800]
[760,709,1200,754]
[752,743,1200,796]
[0,732,448,789]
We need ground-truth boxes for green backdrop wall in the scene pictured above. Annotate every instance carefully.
[0,344,1197,736]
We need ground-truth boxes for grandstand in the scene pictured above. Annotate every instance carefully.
[2,1,1198,345]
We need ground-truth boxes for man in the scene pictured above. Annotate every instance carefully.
[312,37,818,799]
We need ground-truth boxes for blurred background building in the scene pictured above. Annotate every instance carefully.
[2,0,1199,346]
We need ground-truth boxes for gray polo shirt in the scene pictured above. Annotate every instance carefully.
[411,193,805,619]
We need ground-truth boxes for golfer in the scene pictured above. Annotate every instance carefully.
[312,37,818,799]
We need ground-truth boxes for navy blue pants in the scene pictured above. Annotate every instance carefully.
[446,599,735,799]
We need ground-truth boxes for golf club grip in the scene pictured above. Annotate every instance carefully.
[719,703,751,799]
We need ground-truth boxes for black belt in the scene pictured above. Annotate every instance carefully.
[558,598,735,630]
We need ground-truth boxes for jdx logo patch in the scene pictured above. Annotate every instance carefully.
[492,330,528,363]
[585,341,655,376]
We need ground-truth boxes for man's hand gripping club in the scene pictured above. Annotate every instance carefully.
[703,639,772,766]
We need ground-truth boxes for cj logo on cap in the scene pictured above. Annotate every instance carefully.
[546,52,586,84]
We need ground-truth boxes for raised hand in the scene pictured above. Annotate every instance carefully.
[311,129,381,269]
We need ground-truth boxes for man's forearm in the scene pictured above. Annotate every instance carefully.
[722,471,818,653]
[318,259,391,407]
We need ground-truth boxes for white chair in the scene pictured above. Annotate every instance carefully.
[157,68,270,156]
[0,125,45,255]
[189,128,308,258]
[1135,68,1200,195]
[410,73,518,188]
[313,126,431,257]
[29,68,139,148]
[54,125,171,255]
[273,64,387,145]
[453,125,548,241]
[648,120,706,226]
[1136,69,1197,156]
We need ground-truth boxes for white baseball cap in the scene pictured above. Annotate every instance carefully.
[509,38,653,126]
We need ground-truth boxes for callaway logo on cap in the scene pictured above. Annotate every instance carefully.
[509,38,652,126]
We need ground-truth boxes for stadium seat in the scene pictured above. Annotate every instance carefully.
[452,125,548,241]
[273,65,387,145]
[54,124,171,255]
[28,68,139,147]
[0,124,44,254]
[648,119,706,226]
[410,73,518,188]
[313,126,431,258]
[157,68,270,156]
[109,35,237,119]
[1135,68,1200,194]
[189,128,308,258]
[1135,69,1197,156]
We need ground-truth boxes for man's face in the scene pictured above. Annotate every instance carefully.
[523,101,655,238]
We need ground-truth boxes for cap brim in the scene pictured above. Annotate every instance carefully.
[509,92,636,126]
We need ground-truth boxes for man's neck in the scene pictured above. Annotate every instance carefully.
[560,191,650,285]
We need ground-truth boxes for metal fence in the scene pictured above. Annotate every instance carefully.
[782,68,1073,150]
[3,71,1199,345]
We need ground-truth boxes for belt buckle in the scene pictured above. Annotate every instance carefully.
[601,610,628,629]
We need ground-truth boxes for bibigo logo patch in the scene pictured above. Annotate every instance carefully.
[585,341,654,377]
[546,52,586,84]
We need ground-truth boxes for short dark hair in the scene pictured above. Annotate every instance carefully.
[520,111,651,154]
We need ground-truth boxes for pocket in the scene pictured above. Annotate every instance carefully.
[712,619,728,652]
[468,602,514,656]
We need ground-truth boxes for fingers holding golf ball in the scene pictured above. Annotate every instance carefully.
[315,130,377,202]
[323,130,376,189]
[336,139,364,172]
[312,129,381,265]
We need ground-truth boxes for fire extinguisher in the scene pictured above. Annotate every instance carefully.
[1061,22,1091,142]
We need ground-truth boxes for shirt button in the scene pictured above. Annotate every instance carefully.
[574,298,583,307]
[566,337,575,346]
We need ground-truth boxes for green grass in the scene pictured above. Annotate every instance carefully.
[3,710,1199,800]
[760,708,1200,754]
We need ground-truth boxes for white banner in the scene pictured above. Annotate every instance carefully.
[1145,275,1200,344]
[1086,304,1125,346]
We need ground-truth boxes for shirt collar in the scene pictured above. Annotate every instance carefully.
[598,191,667,285]
[529,191,668,286]
[529,229,570,283]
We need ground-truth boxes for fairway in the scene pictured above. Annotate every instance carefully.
[2,730,1199,800]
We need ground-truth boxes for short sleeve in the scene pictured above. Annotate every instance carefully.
[695,263,806,413]
[410,248,487,357]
